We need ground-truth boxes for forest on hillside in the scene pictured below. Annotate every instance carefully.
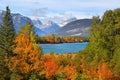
[0,6,120,80]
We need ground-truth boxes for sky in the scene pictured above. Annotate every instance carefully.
[0,0,120,20]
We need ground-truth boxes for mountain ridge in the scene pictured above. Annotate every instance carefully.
[0,10,92,37]
[53,19,92,37]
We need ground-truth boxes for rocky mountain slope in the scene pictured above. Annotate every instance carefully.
[0,10,92,37]
[53,19,92,37]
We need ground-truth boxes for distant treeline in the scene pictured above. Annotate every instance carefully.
[35,34,89,44]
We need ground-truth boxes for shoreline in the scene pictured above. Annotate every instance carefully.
[39,41,88,44]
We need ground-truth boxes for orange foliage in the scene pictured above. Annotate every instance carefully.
[80,57,86,72]
[79,58,113,79]
[97,62,113,79]
[43,55,58,80]
[64,65,78,80]
[54,38,59,43]
[64,36,71,43]
[45,35,54,43]
[9,34,43,74]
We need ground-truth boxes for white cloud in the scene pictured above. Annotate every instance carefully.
[62,11,93,19]
[23,0,120,9]
[30,8,48,17]
[0,0,120,20]
[3,0,119,11]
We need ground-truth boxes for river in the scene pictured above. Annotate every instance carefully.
[40,42,88,54]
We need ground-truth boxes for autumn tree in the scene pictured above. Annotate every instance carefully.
[64,65,78,80]
[64,36,72,43]
[45,34,55,43]
[43,55,58,80]
[45,35,52,43]
[8,22,43,79]
[97,63,113,79]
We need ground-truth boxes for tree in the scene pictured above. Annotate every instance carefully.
[0,6,16,79]
[84,16,101,64]
[0,6,16,56]
[64,65,78,80]
[43,55,58,80]
[8,22,43,79]
[45,34,55,43]
[110,8,120,77]
[97,62,113,79]
[85,10,117,64]
[80,8,120,79]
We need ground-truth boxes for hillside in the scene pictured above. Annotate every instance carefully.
[0,10,47,36]
[53,19,92,37]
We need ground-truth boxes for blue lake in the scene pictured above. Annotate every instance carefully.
[40,42,88,54]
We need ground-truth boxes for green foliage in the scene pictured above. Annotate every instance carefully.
[0,6,16,55]
[0,6,16,80]
[57,70,66,80]
[49,51,55,57]
[110,35,120,76]
[29,74,40,80]
[75,73,88,80]
[50,34,55,42]
[57,54,73,67]
[19,22,34,35]
[78,8,120,78]
[10,73,23,80]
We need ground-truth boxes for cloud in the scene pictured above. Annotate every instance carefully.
[0,0,120,20]
[46,11,92,21]
[30,8,48,17]
[39,11,93,27]
[24,0,120,10]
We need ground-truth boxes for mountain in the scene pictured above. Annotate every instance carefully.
[32,19,47,36]
[12,13,33,32]
[41,17,77,27]
[32,19,42,28]
[49,17,77,27]
[53,19,92,37]
[0,10,5,24]
[62,17,77,26]
[34,20,60,34]
[32,19,60,34]
[34,27,47,36]
[0,10,46,36]
[0,10,92,37]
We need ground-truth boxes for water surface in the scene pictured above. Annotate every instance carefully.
[40,42,88,54]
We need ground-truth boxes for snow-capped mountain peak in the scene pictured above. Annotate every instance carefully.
[38,20,60,34]
[32,19,42,28]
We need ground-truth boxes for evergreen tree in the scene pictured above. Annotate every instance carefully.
[0,6,16,79]
[0,6,16,56]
